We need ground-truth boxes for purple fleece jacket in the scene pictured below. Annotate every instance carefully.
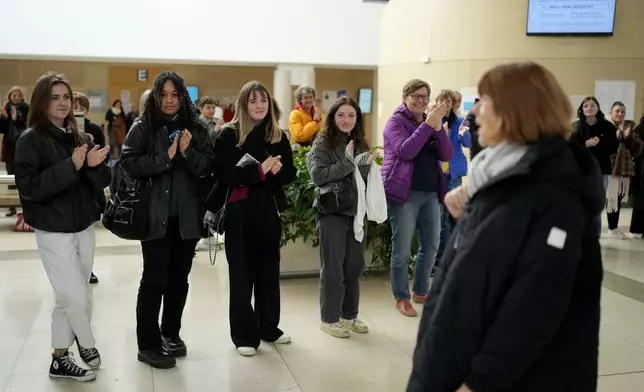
[381,104,454,203]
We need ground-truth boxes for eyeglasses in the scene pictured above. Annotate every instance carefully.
[409,94,429,102]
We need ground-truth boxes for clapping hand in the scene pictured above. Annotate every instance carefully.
[444,185,469,219]
[168,135,179,160]
[86,145,110,167]
[72,144,89,171]
[345,140,355,160]
[426,103,448,131]
[261,155,282,174]
[586,137,599,147]
[180,129,192,153]
[459,120,470,137]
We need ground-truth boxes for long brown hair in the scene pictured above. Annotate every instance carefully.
[28,72,82,146]
[231,81,281,147]
[319,97,367,150]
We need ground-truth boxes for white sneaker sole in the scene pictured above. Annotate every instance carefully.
[237,347,257,357]
[50,372,97,382]
[320,325,350,338]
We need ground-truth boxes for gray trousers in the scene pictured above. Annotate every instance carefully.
[317,214,365,323]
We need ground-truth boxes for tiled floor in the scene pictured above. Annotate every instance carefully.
[1,208,644,391]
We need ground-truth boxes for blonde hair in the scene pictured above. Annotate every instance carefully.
[232,81,281,147]
[7,86,26,103]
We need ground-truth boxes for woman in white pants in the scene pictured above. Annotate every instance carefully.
[13,72,111,382]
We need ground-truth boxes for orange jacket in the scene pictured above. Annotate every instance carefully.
[289,105,320,144]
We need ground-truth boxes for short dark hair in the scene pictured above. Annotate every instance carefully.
[73,92,90,110]
[198,96,217,108]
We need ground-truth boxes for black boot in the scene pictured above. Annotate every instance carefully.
[137,348,176,369]
[89,273,99,284]
[162,336,187,357]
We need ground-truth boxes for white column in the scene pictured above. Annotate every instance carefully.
[300,68,316,89]
[273,68,292,131]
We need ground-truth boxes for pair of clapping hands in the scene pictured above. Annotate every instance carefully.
[72,144,110,171]
[261,155,283,175]
[168,129,193,159]
[425,103,470,136]
[345,140,376,166]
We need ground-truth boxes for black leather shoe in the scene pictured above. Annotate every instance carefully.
[89,273,99,284]
[137,348,176,369]
[162,336,187,357]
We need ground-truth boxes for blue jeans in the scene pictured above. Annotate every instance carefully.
[436,175,463,263]
[388,191,441,300]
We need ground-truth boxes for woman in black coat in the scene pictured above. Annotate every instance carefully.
[120,71,215,369]
[407,62,604,392]
[0,86,29,216]
[212,81,295,357]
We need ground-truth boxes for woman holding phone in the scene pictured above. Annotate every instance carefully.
[120,71,215,369]
[213,81,295,357]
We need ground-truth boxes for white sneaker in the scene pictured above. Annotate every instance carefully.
[340,318,369,334]
[630,233,643,239]
[196,238,209,251]
[274,334,291,344]
[320,322,351,338]
[609,229,628,240]
[236,346,257,356]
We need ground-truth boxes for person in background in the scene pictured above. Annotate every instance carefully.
[314,97,327,125]
[307,97,374,338]
[14,72,111,382]
[382,79,452,317]
[73,92,107,285]
[138,89,151,119]
[223,103,235,123]
[466,98,482,159]
[198,96,225,135]
[120,71,215,369]
[126,107,139,132]
[195,96,226,252]
[289,86,321,146]
[434,89,471,273]
[605,101,642,239]
[73,93,106,148]
[451,90,463,117]
[0,86,29,217]
[105,100,127,157]
[407,61,603,392]
[571,96,618,237]
[631,115,644,238]
[213,81,295,357]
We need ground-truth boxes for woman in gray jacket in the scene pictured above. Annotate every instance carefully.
[306,97,374,338]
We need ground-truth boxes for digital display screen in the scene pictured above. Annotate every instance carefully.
[527,0,616,36]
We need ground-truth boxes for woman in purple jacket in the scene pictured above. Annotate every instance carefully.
[382,79,453,317]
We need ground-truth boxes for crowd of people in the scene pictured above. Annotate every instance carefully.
[1,61,643,390]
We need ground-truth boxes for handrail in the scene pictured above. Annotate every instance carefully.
[0,175,15,185]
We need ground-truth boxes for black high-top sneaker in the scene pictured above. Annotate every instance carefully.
[75,337,101,369]
[162,336,187,357]
[49,352,96,382]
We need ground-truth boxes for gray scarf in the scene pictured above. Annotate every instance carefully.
[468,141,529,197]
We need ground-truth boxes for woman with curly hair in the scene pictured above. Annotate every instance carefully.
[306,97,375,338]
[120,71,216,369]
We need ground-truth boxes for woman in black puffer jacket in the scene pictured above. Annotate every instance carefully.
[120,71,215,369]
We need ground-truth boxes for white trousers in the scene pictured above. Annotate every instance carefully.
[36,225,96,349]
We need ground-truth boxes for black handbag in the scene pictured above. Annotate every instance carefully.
[102,161,151,240]
[315,175,356,214]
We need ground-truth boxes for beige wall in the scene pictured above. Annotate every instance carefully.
[377,0,644,144]
[0,60,375,133]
